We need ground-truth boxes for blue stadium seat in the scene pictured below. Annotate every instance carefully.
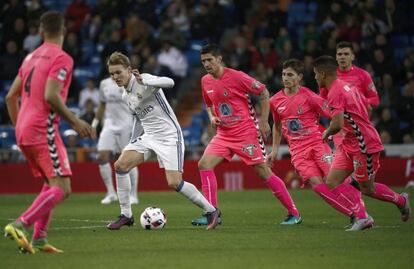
[0,126,16,149]
[391,35,410,48]
[82,41,96,65]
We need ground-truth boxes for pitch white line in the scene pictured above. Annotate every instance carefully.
[50,225,105,230]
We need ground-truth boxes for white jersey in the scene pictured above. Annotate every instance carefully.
[99,77,134,131]
[122,73,182,140]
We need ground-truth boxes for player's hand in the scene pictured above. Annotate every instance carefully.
[72,119,95,139]
[322,129,331,141]
[210,116,222,129]
[266,151,277,168]
[132,69,142,82]
[258,120,271,141]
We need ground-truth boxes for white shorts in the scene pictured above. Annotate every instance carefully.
[123,134,184,172]
[97,128,131,153]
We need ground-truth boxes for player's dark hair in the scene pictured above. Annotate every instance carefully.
[40,11,64,37]
[282,59,304,75]
[314,55,338,75]
[336,41,353,52]
[201,43,221,56]
[107,52,131,68]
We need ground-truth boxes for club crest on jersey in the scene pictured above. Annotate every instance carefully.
[297,106,303,115]
[251,80,260,89]
[242,144,257,156]
[57,68,67,81]
[136,92,143,99]
[223,89,228,96]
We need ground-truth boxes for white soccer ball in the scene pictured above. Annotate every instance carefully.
[140,207,167,230]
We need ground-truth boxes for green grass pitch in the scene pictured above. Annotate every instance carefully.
[0,189,413,269]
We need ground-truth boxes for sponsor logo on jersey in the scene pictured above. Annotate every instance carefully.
[136,105,154,117]
[219,103,232,116]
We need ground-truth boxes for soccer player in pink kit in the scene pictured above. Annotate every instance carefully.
[336,41,379,108]
[268,59,367,224]
[4,11,94,253]
[192,44,301,226]
[313,56,411,231]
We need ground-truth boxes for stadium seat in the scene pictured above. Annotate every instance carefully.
[0,126,16,149]
[81,41,96,65]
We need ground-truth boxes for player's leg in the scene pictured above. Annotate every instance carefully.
[117,130,140,204]
[97,150,118,204]
[129,166,139,204]
[192,138,229,225]
[311,144,367,221]
[165,170,219,230]
[107,149,144,230]
[253,163,301,224]
[328,149,374,231]
[5,141,71,253]
[357,152,410,221]
[97,129,118,204]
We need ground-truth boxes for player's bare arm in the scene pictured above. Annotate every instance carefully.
[45,78,94,138]
[207,106,221,128]
[322,113,344,140]
[5,76,22,126]
[91,101,106,134]
[267,121,282,168]
[258,88,271,140]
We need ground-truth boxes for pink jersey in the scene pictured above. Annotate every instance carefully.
[201,67,265,138]
[337,65,379,107]
[15,42,73,145]
[326,79,383,154]
[270,86,329,156]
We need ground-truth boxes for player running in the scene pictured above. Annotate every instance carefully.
[4,11,94,253]
[105,52,220,231]
[267,59,367,226]
[192,44,301,226]
[314,56,411,231]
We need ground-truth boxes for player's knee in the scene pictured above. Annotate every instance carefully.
[114,160,129,174]
[198,159,209,170]
[360,184,375,195]
[254,165,271,180]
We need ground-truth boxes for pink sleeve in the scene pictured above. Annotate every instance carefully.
[270,100,280,123]
[201,79,212,107]
[48,54,73,85]
[328,88,345,116]
[310,91,331,118]
[361,71,379,107]
[236,71,265,95]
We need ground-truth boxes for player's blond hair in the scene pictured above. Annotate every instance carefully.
[107,52,131,68]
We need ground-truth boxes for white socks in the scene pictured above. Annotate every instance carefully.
[99,163,115,194]
[129,167,138,198]
[177,181,215,213]
[116,172,132,218]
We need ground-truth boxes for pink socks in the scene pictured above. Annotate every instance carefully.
[199,170,218,208]
[313,183,354,217]
[265,174,299,216]
[369,183,405,208]
[18,186,65,229]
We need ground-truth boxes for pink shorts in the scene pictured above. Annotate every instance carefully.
[20,134,72,179]
[204,134,266,165]
[291,143,332,181]
[331,144,380,182]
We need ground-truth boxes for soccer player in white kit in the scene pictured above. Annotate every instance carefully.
[105,52,220,230]
[92,77,141,205]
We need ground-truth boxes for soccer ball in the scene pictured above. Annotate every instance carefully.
[140,207,167,230]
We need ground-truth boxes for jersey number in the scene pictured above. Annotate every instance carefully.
[24,67,35,95]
